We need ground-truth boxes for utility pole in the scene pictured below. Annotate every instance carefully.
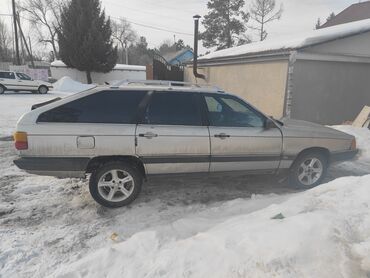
[16,13,35,67]
[12,0,20,65]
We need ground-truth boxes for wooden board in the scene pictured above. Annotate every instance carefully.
[353,106,370,127]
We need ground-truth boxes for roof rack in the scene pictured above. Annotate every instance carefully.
[110,80,224,92]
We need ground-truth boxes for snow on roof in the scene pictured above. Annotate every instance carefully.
[200,18,370,61]
[51,60,145,71]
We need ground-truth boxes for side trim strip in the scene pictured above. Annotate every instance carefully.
[141,155,281,164]
[1,83,39,88]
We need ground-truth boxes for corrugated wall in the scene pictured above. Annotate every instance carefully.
[290,59,370,124]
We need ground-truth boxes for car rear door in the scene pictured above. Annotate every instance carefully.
[203,93,283,173]
[33,90,147,160]
[136,91,210,175]
[0,72,18,90]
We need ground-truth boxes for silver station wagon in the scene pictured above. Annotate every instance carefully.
[13,81,358,207]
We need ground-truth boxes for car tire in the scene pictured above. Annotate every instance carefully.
[38,85,48,94]
[289,151,328,189]
[0,85,5,94]
[89,161,142,208]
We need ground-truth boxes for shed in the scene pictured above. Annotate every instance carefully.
[185,19,370,124]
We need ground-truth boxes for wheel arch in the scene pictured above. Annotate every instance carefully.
[86,155,146,178]
[291,147,330,169]
[38,84,48,92]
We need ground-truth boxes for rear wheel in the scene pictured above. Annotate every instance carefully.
[38,85,48,94]
[89,161,142,208]
[289,152,328,189]
[0,85,5,94]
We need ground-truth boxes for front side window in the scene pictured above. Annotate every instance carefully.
[204,94,265,127]
[143,92,202,126]
[16,73,32,80]
[38,90,147,123]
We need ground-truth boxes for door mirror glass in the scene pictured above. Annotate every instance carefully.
[264,118,277,129]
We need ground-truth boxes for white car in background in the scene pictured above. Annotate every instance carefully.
[0,71,53,94]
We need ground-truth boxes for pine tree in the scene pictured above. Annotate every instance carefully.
[200,0,250,50]
[315,18,321,29]
[326,12,336,23]
[57,0,117,84]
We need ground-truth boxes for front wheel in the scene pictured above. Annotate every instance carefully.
[38,85,48,94]
[89,161,142,208]
[289,152,328,189]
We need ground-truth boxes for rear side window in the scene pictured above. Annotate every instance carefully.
[0,72,15,79]
[143,92,202,126]
[38,90,147,124]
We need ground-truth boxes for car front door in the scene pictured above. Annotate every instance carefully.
[203,93,283,173]
[16,73,38,91]
[136,91,210,175]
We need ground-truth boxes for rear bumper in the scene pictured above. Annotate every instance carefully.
[331,150,358,162]
[14,157,89,178]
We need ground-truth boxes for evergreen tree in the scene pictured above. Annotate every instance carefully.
[128,36,154,66]
[200,0,250,50]
[315,18,321,29]
[326,12,336,23]
[58,0,117,84]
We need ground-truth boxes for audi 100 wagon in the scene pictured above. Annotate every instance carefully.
[0,71,52,94]
[13,81,358,208]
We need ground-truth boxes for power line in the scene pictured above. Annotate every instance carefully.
[110,16,193,37]
[104,0,185,23]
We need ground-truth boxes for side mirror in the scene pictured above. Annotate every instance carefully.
[264,118,277,129]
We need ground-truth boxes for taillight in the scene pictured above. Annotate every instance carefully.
[14,132,28,150]
[350,138,357,150]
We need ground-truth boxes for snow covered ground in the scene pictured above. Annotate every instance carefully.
[0,88,369,277]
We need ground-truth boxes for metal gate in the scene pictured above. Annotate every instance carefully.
[153,53,184,81]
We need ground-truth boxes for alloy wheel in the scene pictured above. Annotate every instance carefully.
[97,169,135,202]
[297,157,323,186]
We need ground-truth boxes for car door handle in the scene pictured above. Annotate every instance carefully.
[138,132,158,139]
[214,133,230,139]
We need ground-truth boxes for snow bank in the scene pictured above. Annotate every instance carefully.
[200,18,370,60]
[52,174,370,278]
[333,125,370,161]
[52,76,96,93]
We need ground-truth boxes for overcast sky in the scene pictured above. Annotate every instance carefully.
[0,0,363,55]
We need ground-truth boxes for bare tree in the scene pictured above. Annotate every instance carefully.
[111,18,137,64]
[0,19,12,61]
[20,0,63,59]
[249,0,283,41]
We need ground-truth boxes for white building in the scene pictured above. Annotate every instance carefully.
[51,60,146,84]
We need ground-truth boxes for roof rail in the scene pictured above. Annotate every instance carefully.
[110,80,224,92]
